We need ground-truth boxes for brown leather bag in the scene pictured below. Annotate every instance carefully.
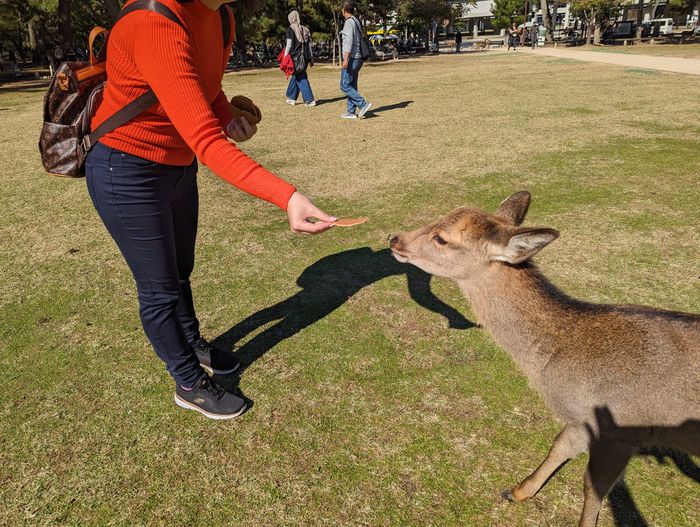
[38,0,230,177]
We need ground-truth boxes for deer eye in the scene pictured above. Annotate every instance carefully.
[433,234,448,246]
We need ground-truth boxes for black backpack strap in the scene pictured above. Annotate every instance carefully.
[83,0,230,154]
[117,0,185,29]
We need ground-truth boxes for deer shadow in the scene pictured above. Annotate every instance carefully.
[211,247,473,399]
[608,448,700,527]
[591,407,700,527]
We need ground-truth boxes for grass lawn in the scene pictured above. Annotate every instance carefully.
[591,42,700,59]
[1,52,699,527]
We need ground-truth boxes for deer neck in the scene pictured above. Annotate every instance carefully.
[456,263,580,386]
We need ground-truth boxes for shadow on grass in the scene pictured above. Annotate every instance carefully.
[609,446,700,526]
[596,407,700,527]
[364,100,413,118]
[212,247,473,402]
[0,79,51,94]
[314,96,345,106]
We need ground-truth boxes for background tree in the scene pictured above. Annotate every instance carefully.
[398,0,461,47]
[570,0,621,44]
[491,0,525,29]
[103,0,122,24]
[57,0,72,46]
[367,0,399,35]
[539,0,553,41]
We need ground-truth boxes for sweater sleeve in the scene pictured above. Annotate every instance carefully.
[211,89,235,136]
[133,13,296,210]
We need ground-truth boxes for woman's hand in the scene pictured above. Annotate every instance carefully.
[227,116,257,143]
[286,191,336,234]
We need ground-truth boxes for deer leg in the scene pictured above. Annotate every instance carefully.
[503,425,588,503]
[578,442,634,527]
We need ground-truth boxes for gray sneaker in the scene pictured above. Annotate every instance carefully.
[341,112,357,119]
[358,102,372,117]
[192,337,240,375]
[175,376,247,420]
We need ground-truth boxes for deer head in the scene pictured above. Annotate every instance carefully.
[390,192,559,280]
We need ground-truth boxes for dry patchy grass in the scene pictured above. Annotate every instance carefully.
[591,42,700,59]
[1,52,699,527]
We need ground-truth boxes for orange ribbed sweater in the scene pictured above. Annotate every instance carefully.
[92,0,295,210]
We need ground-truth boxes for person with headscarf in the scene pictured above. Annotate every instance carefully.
[284,10,316,107]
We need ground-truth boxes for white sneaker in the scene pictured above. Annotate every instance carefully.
[286,99,296,106]
[358,102,372,118]
[305,100,317,107]
[341,112,357,119]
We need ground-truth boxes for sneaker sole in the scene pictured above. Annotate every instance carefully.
[199,361,241,376]
[174,394,247,420]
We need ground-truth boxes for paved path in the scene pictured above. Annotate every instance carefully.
[517,47,700,76]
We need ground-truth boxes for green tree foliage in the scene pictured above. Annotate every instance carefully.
[570,0,621,44]
[666,0,698,19]
[490,0,524,29]
[398,0,462,41]
[1,0,485,66]
[1,0,118,61]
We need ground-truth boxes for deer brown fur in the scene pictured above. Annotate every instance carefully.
[389,191,700,527]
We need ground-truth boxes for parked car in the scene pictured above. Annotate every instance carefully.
[601,21,637,43]
[650,18,674,35]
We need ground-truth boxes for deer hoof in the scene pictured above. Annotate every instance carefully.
[501,489,516,502]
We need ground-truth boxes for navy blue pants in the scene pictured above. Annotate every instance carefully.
[86,142,206,387]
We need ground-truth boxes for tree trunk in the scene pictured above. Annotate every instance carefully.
[236,11,246,63]
[539,0,553,42]
[28,18,39,63]
[104,0,122,25]
[58,0,72,47]
[650,0,660,20]
[593,23,601,45]
[635,0,644,39]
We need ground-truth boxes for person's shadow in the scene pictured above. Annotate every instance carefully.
[364,100,413,118]
[211,247,473,400]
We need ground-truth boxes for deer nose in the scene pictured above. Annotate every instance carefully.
[389,235,399,247]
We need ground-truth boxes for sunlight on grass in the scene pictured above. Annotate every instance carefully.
[1,52,698,526]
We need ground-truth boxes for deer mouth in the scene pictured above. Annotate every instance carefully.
[391,249,410,263]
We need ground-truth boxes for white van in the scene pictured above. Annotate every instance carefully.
[652,18,674,35]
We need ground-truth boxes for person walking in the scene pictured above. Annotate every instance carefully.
[455,30,462,53]
[530,22,539,48]
[284,10,316,107]
[339,0,371,119]
[86,0,336,420]
[507,22,519,50]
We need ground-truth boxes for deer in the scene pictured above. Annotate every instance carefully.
[389,191,700,527]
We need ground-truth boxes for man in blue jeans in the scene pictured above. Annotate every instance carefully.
[340,0,371,119]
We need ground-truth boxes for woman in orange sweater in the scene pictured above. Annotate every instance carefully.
[87,0,335,420]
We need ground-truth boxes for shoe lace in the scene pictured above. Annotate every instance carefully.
[201,378,224,400]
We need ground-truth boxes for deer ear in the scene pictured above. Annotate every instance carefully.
[495,191,531,226]
[490,228,559,264]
